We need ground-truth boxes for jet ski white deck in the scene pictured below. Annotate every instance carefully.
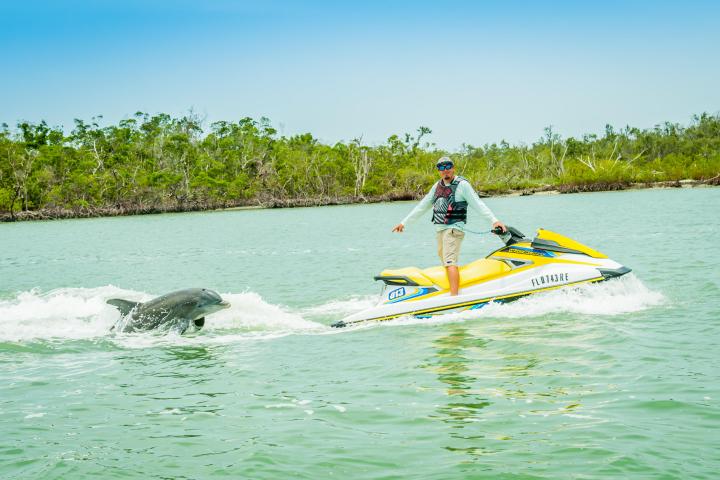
[332,227,630,327]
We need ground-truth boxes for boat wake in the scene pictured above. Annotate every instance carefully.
[472,274,664,317]
[0,275,664,346]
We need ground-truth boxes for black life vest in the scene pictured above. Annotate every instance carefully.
[432,176,468,225]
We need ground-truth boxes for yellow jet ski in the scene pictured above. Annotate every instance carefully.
[332,227,631,327]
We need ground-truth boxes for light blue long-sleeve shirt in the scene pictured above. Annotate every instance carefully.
[400,177,498,232]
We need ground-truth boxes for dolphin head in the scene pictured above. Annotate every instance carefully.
[186,288,230,332]
[193,288,231,318]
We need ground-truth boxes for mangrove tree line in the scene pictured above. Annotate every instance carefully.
[1,112,719,220]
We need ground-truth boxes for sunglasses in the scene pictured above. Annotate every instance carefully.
[437,163,454,171]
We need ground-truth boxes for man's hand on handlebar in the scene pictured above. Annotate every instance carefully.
[492,221,507,234]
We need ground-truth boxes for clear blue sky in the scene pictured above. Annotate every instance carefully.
[1,0,719,149]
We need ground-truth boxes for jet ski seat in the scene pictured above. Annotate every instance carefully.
[421,259,511,289]
[378,259,511,290]
[375,267,435,286]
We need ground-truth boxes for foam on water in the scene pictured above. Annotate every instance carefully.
[0,286,129,342]
[300,295,378,317]
[208,291,322,332]
[471,274,665,318]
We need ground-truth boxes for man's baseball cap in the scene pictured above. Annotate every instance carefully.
[436,156,454,168]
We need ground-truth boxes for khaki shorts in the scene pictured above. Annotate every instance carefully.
[436,228,465,266]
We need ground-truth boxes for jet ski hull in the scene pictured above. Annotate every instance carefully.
[332,228,631,327]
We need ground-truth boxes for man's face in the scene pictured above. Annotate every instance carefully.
[438,163,455,182]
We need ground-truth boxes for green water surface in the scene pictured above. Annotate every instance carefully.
[1,188,718,479]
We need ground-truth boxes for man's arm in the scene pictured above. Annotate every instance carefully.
[392,186,435,232]
[458,181,506,230]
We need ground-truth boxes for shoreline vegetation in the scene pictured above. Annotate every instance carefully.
[3,179,717,223]
[2,112,719,222]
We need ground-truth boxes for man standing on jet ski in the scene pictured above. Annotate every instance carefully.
[392,156,507,296]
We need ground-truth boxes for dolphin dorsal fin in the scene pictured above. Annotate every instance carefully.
[107,298,140,316]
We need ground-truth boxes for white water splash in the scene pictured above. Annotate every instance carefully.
[473,274,665,318]
[300,295,378,317]
[0,286,132,342]
[209,291,322,332]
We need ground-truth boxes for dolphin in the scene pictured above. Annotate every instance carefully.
[107,288,230,334]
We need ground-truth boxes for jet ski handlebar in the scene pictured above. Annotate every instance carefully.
[492,225,528,246]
